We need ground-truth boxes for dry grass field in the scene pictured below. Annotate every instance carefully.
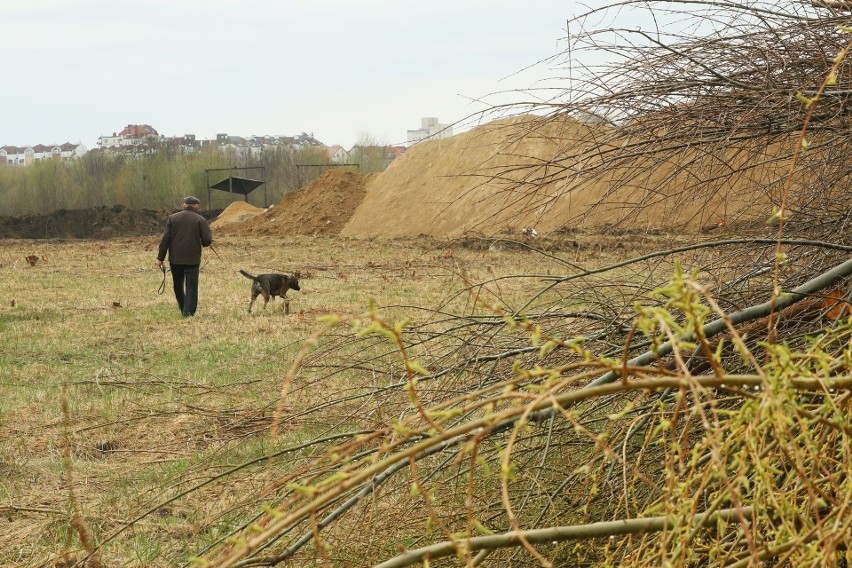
[0,232,663,567]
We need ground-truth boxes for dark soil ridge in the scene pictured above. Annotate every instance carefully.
[0,205,222,239]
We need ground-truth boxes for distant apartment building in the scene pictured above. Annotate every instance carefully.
[9,122,407,169]
[97,124,161,150]
[325,145,405,167]
[384,146,405,160]
[0,142,88,166]
[216,132,323,151]
[325,145,349,163]
[214,132,325,162]
[93,125,326,158]
[406,117,453,144]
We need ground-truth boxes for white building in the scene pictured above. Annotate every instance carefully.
[406,117,453,144]
[325,145,350,163]
[97,124,160,149]
[0,143,88,166]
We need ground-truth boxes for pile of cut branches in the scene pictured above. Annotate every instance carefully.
[187,243,852,566]
[158,2,852,566]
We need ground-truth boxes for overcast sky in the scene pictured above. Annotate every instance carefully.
[1,1,616,149]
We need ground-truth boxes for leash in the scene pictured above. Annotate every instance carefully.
[209,243,223,261]
[201,243,223,271]
[158,244,222,294]
[157,264,169,295]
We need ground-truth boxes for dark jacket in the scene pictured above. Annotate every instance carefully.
[157,209,213,265]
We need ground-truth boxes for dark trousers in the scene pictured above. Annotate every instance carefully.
[170,264,200,316]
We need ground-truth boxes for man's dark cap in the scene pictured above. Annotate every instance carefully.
[183,196,201,205]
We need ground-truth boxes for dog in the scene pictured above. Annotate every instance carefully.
[239,269,300,313]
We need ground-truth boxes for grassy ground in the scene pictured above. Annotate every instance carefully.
[0,233,664,567]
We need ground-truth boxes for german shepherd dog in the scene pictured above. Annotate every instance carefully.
[239,269,301,313]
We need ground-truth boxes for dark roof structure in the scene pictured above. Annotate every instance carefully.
[209,176,264,195]
[205,166,267,205]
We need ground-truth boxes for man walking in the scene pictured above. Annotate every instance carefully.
[155,196,213,317]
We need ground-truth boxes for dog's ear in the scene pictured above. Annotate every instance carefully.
[293,271,300,280]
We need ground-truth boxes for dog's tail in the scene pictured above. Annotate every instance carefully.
[239,269,257,281]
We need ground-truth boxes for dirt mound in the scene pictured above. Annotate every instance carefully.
[341,115,603,238]
[338,114,784,238]
[218,169,372,237]
[211,201,265,229]
[0,205,171,239]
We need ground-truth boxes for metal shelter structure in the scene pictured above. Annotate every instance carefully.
[205,166,267,207]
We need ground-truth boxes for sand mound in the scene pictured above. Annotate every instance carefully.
[218,169,372,237]
[213,114,792,239]
[342,115,589,238]
[339,114,789,238]
[211,201,265,229]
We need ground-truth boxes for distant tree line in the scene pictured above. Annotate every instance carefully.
[0,140,387,217]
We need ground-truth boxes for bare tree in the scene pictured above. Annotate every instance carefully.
[481,0,852,241]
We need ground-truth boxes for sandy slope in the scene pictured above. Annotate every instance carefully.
[215,114,800,239]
